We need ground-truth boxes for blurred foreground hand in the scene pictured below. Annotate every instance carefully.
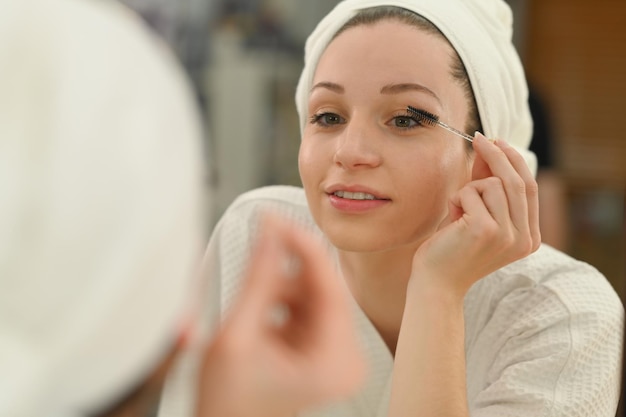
[196,215,365,417]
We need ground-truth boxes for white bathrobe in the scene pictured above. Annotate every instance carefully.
[159,185,623,417]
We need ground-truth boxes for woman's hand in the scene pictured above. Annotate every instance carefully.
[196,215,364,417]
[389,134,540,417]
[410,133,541,299]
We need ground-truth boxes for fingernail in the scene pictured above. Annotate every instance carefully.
[268,303,290,328]
[474,131,493,142]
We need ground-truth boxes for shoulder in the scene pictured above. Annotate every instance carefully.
[466,244,623,355]
[229,185,309,210]
[465,245,624,415]
[207,185,320,262]
[494,244,623,315]
[466,244,623,364]
[215,185,316,231]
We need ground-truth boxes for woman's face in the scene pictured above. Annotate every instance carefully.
[299,20,474,253]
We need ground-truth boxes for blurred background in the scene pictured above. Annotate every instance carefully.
[119,0,625,302]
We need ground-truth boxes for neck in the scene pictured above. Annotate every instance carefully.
[338,244,417,354]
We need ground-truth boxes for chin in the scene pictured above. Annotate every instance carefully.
[319,221,398,253]
[329,236,385,253]
[313,210,435,255]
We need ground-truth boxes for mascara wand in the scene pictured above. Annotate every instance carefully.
[407,106,475,143]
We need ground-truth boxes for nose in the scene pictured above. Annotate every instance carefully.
[333,117,382,170]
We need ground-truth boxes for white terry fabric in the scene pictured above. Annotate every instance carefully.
[0,0,205,415]
[295,0,537,176]
[160,185,624,417]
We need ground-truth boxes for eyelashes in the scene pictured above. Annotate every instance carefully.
[309,109,436,130]
[391,111,426,129]
[309,112,345,126]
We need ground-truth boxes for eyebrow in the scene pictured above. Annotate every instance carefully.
[310,81,441,104]
[380,83,441,104]
[310,81,344,94]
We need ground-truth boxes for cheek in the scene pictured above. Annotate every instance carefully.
[298,135,330,192]
[396,143,464,184]
[437,142,473,187]
[400,145,472,212]
[297,139,315,184]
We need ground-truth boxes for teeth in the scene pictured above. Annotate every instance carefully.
[334,190,377,200]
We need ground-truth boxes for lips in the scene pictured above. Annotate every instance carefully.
[326,185,390,201]
[326,186,390,213]
[333,190,378,200]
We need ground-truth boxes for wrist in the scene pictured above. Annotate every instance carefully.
[406,270,466,308]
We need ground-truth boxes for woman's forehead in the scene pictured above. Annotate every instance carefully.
[312,21,456,92]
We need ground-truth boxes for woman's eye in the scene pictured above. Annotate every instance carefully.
[393,115,419,129]
[310,112,345,127]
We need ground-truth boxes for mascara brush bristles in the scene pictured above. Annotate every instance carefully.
[407,106,474,143]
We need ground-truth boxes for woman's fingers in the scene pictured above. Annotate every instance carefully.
[453,176,509,227]
[472,134,528,233]
[223,213,364,397]
[226,216,291,335]
[493,139,541,251]
[471,133,538,252]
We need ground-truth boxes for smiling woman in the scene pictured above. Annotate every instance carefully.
[300,18,472,255]
[160,1,624,417]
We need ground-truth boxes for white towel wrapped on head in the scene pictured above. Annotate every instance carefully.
[0,0,205,415]
[295,0,537,175]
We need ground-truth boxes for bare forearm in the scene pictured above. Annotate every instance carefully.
[388,283,469,417]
